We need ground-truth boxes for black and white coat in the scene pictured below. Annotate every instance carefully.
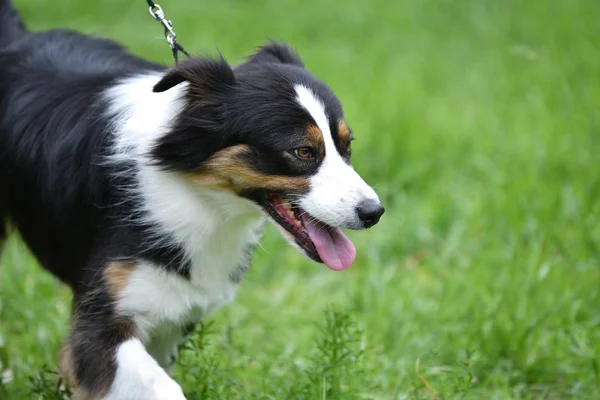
[0,1,384,398]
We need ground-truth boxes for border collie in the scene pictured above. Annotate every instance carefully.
[0,1,384,398]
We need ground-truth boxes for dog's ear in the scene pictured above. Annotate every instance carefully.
[153,57,236,93]
[247,41,304,67]
[151,57,238,171]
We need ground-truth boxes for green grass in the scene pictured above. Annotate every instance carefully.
[1,0,600,398]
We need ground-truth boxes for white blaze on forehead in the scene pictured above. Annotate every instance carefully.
[294,85,333,147]
[294,84,379,229]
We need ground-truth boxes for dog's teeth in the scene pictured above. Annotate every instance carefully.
[281,199,292,209]
[287,210,295,219]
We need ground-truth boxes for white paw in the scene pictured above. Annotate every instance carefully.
[105,339,187,400]
[146,374,186,400]
[106,366,186,400]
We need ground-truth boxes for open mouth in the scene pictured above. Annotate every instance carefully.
[262,195,356,271]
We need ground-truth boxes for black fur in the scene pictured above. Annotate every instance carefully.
[69,289,137,396]
[247,41,305,67]
[0,0,25,46]
[151,57,239,170]
[0,28,188,286]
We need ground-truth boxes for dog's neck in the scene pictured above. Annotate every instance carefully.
[105,73,264,283]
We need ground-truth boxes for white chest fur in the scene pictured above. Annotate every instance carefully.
[115,175,264,338]
[113,184,264,367]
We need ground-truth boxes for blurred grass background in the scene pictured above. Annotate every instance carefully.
[1,0,599,398]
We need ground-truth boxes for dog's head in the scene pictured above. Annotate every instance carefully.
[152,43,384,270]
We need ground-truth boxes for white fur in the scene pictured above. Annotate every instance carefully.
[115,260,239,340]
[104,339,186,400]
[105,73,186,165]
[294,85,380,229]
[104,74,264,385]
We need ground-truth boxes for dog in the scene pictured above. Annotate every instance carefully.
[0,0,384,398]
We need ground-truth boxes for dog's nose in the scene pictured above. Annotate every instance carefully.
[356,200,385,228]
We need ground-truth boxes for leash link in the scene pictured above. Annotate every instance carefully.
[146,0,190,63]
[148,4,177,47]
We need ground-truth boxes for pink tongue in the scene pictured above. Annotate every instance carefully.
[303,218,356,270]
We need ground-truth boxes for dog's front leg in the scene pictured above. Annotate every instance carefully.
[59,295,186,400]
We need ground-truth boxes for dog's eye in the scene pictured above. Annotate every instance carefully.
[293,147,315,159]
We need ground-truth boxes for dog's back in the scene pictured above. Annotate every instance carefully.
[0,1,163,284]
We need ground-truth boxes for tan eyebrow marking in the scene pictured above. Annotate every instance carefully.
[306,124,325,159]
[338,120,352,150]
